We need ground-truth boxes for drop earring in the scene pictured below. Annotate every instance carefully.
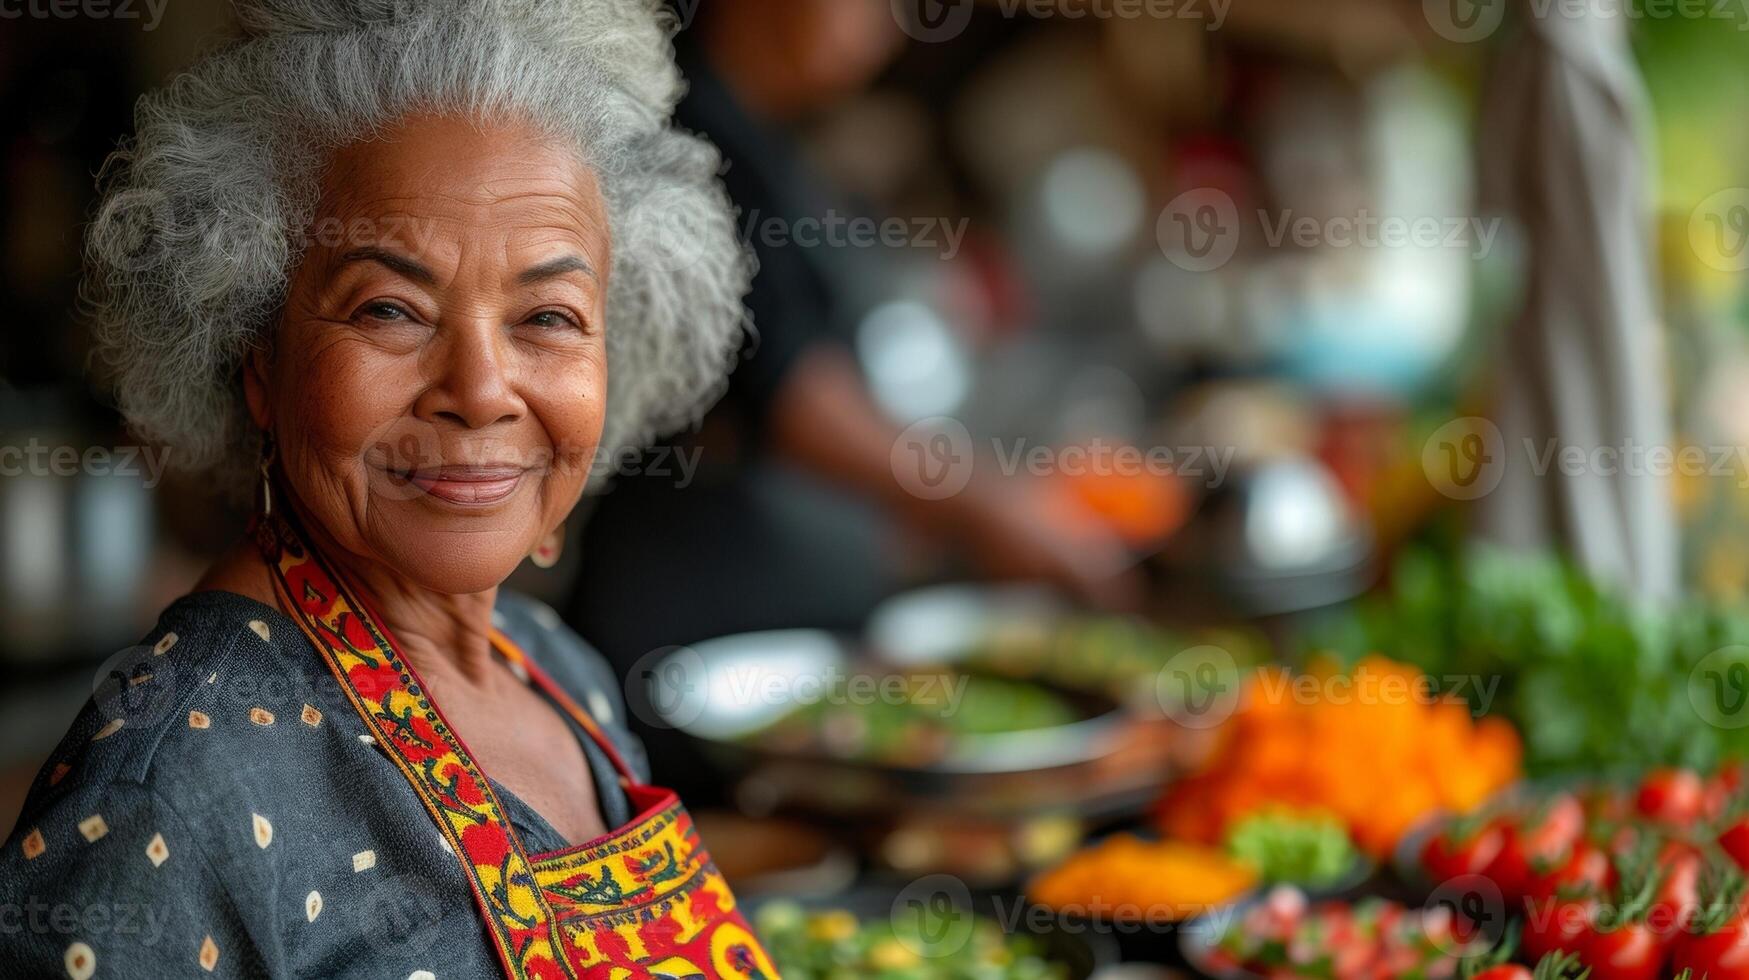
[258,434,277,518]
[530,523,564,569]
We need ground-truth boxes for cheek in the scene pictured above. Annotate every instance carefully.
[275,340,417,469]
[530,349,608,467]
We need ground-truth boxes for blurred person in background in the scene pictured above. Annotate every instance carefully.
[0,1,782,976]
[567,0,1145,691]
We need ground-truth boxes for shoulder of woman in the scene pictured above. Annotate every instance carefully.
[9,591,321,846]
[0,753,273,977]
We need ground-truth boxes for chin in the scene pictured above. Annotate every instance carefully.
[382,540,525,595]
[362,509,533,595]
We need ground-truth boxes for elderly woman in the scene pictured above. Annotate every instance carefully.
[1,1,776,977]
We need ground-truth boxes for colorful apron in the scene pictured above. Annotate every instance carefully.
[254,509,779,980]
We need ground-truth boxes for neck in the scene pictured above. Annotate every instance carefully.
[340,559,500,686]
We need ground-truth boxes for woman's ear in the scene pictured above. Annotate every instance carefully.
[242,343,272,430]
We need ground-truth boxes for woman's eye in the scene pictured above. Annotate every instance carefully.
[358,301,411,323]
[526,310,580,330]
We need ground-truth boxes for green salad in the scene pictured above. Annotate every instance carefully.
[754,901,1068,980]
[747,671,1079,767]
[1223,811,1359,888]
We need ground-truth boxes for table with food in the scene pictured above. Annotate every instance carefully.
[661,540,1749,980]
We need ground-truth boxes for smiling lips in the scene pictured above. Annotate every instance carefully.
[397,465,530,504]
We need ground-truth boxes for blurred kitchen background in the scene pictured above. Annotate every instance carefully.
[3,0,1748,885]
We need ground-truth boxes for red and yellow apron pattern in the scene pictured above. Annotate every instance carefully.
[256,512,574,980]
[255,508,778,979]
[494,637,778,979]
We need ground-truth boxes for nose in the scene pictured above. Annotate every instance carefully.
[414,318,525,430]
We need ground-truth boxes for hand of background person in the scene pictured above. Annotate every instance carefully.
[772,346,1149,611]
[949,474,1149,612]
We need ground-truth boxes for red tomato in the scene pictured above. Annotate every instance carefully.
[1580,921,1671,980]
[1422,820,1507,883]
[1670,913,1749,980]
[1648,845,1704,937]
[1535,793,1587,850]
[1467,968,1532,980]
[1488,795,1585,902]
[1636,768,1706,826]
[1721,818,1749,872]
[1523,897,1599,962]
[1528,839,1616,904]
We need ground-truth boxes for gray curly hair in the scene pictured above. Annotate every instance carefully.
[83,0,749,495]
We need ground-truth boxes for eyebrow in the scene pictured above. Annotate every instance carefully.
[338,247,436,286]
[517,255,596,286]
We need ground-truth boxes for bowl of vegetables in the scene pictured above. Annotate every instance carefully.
[1399,764,1749,979]
[1179,885,1494,979]
[1026,834,1261,964]
[752,888,1114,980]
[648,629,1126,776]
[1222,811,1374,898]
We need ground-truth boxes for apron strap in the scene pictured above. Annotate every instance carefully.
[253,508,578,980]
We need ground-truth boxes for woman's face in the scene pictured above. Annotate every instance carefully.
[249,114,610,594]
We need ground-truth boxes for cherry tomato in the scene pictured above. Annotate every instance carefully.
[1648,844,1704,937]
[1528,839,1615,905]
[1422,820,1507,883]
[1523,896,1599,962]
[1670,911,1749,980]
[1468,968,1532,980]
[1636,768,1706,827]
[1721,818,1749,872]
[1488,795,1585,903]
[1580,921,1671,980]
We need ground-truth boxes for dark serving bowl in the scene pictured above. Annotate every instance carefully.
[745,886,1119,980]
[646,628,1154,819]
